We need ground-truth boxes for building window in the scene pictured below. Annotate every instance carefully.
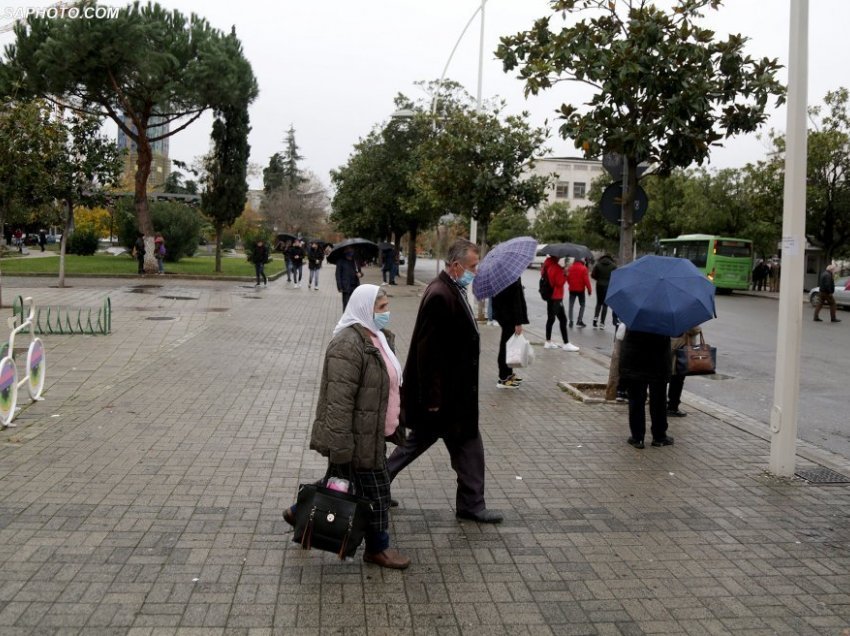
[555,181,569,198]
[573,182,586,198]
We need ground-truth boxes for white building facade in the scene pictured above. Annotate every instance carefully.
[525,156,606,222]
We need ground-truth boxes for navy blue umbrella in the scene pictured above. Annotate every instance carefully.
[606,255,716,336]
[472,236,537,300]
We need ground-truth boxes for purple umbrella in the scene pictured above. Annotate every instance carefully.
[472,236,538,300]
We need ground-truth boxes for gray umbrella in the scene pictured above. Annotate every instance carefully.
[538,242,593,261]
[326,238,379,264]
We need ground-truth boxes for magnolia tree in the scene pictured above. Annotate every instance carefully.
[496,0,784,264]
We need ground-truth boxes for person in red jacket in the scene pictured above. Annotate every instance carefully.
[566,257,593,328]
[541,256,579,351]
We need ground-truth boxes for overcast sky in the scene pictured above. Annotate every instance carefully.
[3,1,848,192]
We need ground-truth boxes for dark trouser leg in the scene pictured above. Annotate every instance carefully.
[556,301,569,342]
[137,255,144,274]
[577,293,586,323]
[568,292,577,323]
[627,379,647,441]
[445,433,486,515]
[341,292,351,310]
[668,374,685,411]
[545,300,556,339]
[254,262,262,284]
[648,381,669,441]
[497,323,513,380]
[387,428,440,482]
[597,285,608,323]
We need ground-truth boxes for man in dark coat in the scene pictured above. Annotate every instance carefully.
[813,263,841,323]
[491,277,529,388]
[335,249,361,310]
[388,238,503,523]
[619,328,673,449]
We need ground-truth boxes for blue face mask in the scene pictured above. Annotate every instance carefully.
[457,269,475,288]
[373,311,390,330]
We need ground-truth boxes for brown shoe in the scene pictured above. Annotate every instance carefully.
[282,507,296,527]
[363,547,411,570]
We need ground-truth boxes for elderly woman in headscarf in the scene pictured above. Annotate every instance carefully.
[284,284,409,569]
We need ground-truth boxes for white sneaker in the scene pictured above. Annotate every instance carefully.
[561,343,580,352]
[544,341,560,349]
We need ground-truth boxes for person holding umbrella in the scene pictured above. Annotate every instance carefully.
[541,255,579,351]
[336,248,362,310]
[606,255,717,449]
[492,278,529,389]
[619,327,673,449]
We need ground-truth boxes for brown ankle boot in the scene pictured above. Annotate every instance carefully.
[363,547,411,569]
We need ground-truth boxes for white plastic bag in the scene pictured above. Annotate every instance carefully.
[506,333,534,368]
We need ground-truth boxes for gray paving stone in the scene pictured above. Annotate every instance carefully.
[0,275,848,634]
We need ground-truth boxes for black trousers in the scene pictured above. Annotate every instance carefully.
[497,322,514,380]
[626,379,668,442]
[387,427,486,515]
[545,299,569,342]
[668,374,685,411]
[593,284,609,323]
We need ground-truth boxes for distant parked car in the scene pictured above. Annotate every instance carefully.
[528,244,547,269]
[810,276,850,309]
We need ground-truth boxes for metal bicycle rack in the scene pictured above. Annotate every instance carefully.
[12,295,111,335]
[2,297,47,427]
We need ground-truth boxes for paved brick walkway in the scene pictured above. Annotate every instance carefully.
[0,272,848,635]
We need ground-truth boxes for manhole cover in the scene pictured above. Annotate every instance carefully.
[158,296,198,301]
[795,468,850,484]
[146,316,176,321]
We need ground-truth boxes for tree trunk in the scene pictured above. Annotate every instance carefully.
[58,200,73,288]
[618,156,639,266]
[606,337,622,401]
[134,132,158,274]
[215,223,223,273]
[406,223,418,286]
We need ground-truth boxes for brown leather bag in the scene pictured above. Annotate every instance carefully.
[675,332,716,375]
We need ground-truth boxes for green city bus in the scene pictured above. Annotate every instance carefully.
[658,234,753,291]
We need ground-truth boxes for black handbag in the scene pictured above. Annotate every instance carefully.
[292,477,372,559]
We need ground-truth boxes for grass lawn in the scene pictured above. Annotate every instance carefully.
[0,253,286,278]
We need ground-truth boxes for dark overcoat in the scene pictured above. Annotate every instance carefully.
[619,329,672,384]
[492,278,529,327]
[402,271,480,440]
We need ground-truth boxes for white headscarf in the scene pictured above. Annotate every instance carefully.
[333,284,403,386]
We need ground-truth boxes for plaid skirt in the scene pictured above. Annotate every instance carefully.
[328,460,390,536]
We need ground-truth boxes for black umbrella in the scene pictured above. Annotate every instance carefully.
[326,238,379,265]
[276,232,298,243]
[377,241,394,251]
[538,242,593,261]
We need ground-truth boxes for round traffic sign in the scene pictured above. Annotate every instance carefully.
[600,182,649,225]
